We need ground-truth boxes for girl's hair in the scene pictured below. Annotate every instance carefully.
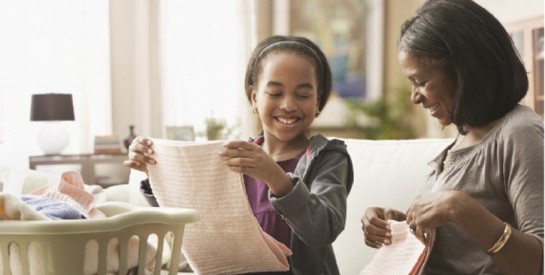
[244,35,332,112]
[398,0,528,134]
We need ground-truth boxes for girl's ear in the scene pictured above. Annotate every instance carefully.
[250,86,257,105]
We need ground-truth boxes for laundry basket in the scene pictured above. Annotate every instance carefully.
[0,201,199,275]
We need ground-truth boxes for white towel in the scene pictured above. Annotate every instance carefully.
[359,220,435,275]
[147,139,292,275]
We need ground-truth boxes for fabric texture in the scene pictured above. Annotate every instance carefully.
[420,105,544,274]
[359,220,434,275]
[147,139,292,275]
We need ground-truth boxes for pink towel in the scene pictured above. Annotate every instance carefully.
[30,170,105,219]
[147,139,292,275]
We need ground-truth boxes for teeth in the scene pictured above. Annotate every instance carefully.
[427,104,439,113]
[277,117,298,125]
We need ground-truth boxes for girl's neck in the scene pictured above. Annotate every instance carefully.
[263,134,310,161]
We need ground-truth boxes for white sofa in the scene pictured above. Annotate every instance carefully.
[0,137,453,275]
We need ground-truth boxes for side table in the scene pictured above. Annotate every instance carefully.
[29,153,130,187]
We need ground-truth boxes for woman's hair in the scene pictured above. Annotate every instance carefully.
[398,0,528,133]
[244,35,332,112]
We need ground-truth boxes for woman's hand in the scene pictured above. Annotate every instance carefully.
[123,136,156,173]
[405,190,462,243]
[361,207,406,248]
[219,140,292,196]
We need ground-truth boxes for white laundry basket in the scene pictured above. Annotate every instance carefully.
[0,202,199,275]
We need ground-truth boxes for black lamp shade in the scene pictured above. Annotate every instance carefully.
[30,93,75,121]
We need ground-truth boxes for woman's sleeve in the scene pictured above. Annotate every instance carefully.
[504,119,543,243]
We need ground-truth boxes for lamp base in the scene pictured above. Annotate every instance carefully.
[36,122,69,155]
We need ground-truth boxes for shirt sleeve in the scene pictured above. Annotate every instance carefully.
[503,115,543,244]
[269,150,352,246]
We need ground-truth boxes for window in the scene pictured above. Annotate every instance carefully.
[0,0,110,167]
[159,0,254,138]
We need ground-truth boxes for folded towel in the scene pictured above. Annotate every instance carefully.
[147,139,292,275]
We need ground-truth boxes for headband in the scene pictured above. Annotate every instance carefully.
[255,40,323,69]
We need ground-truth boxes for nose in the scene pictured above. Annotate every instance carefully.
[410,87,423,104]
[280,96,297,112]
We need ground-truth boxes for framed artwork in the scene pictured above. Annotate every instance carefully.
[165,126,195,141]
[288,0,367,100]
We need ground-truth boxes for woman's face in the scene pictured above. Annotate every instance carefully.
[251,52,319,142]
[398,50,457,126]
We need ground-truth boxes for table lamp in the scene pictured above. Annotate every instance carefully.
[30,93,75,155]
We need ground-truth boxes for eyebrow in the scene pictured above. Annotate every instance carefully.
[265,81,314,90]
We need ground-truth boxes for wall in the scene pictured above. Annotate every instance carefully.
[475,0,543,24]
[381,0,543,138]
[109,0,543,140]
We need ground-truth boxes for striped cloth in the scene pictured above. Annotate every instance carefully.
[147,138,291,275]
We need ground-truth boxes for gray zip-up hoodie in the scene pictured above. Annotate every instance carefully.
[267,134,353,275]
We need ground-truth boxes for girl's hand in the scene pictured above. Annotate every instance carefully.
[123,136,156,173]
[405,190,462,244]
[220,140,292,196]
[361,207,406,248]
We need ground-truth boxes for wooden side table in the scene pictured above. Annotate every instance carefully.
[29,153,130,187]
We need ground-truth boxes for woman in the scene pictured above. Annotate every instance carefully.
[361,0,543,274]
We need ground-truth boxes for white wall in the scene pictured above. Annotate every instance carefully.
[475,0,543,24]
[109,0,544,140]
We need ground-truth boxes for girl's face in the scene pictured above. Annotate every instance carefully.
[398,50,457,126]
[251,52,319,143]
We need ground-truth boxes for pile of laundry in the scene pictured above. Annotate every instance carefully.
[0,170,104,221]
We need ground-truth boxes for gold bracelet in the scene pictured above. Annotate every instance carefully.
[486,222,512,255]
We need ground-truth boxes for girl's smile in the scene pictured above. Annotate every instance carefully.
[252,52,319,143]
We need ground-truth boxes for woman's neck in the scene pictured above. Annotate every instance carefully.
[452,120,498,150]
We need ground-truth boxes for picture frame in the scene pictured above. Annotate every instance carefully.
[287,0,368,100]
[165,125,195,141]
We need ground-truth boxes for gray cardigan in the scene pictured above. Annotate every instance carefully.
[268,134,353,275]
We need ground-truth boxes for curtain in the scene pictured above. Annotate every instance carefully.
[0,0,111,168]
[159,0,256,140]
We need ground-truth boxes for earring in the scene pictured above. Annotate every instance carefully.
[315,110,321,117]
[252,106,258,114]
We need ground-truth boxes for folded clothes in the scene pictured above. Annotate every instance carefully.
[0,170,159,275]
[20,194,83,220]
[29,170,105,219]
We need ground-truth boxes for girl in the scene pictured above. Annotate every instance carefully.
[125,35,354,275]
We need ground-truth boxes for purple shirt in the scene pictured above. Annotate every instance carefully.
[244,151,304,249]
